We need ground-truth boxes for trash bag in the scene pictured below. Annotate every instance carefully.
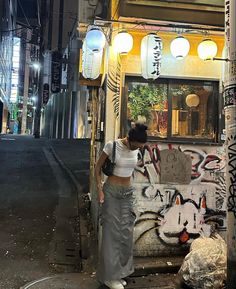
[178,234,226,289]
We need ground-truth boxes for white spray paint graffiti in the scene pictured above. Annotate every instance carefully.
[132,143,226,255]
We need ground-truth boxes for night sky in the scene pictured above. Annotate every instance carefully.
[17,0,38,21]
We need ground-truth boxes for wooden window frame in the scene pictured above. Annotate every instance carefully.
[122,75,222,145]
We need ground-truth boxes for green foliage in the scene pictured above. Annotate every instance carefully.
[10,103,18,121]
[128,84,167,121]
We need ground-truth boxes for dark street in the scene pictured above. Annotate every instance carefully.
[0,135,84,289]
[0,135,184,289]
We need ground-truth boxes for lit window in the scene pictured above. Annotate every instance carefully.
[125,77,220,143]
[127,81,168,138]
[170,81,216,140]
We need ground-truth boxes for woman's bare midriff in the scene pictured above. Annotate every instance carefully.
[107,175,131,187]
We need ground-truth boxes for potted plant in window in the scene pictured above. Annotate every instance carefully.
[128,84,167,135]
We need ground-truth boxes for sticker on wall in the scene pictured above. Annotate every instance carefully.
[160,149,192,184]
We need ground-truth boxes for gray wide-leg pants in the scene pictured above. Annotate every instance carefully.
[97,182,136,283]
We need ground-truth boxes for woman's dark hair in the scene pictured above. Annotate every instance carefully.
[128,123,148,143]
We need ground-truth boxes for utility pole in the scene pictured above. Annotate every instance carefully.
[58,0,64,53]
[21,29,31,135]
[34,0,46,138]
[224,0,236,287]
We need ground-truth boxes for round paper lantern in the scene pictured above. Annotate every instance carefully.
[170,36,190,59]
[85,26,106,53]
[141,33,163,80]
[113,31,133,54]
[82,40,103,79]
[197,39,218,60]
[186,94,200,107]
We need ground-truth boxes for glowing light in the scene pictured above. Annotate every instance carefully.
[113,31,133,54]
[197,39,218,60]
[82,40,103,79]
[141,33,162,79]
[170,36,190,59]
[85,26,106,53]
[186,94,200,107]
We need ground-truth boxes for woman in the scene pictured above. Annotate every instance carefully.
[95,123,147,289]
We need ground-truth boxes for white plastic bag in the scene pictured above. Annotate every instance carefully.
[179,234,226,289]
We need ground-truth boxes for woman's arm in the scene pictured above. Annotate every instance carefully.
[95,151,108,203]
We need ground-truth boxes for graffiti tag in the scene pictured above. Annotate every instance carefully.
[228,135,236,218]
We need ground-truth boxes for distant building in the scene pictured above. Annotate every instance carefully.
[0,0,17,133]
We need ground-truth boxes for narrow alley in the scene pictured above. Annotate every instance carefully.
[0,135,90,289]
[0,0,233,288]
[0,135,185,289]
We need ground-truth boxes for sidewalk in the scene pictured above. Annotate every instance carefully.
[20,139,185,289]
[20,271,183,289]
[49,139,90,193]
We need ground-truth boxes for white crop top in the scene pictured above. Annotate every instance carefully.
[103,139,139,177]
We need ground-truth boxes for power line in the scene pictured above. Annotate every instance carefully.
[17,0,32,28]
[36,0,41,27]
[0,27,28,33]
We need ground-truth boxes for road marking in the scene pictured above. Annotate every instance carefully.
[20,276,54,289]
[1,138,16,141]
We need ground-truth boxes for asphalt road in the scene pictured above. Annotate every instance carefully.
[0,135,61,289]
[0,135,188,289]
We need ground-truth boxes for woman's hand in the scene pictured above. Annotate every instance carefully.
[98,190,105,204]
[95,151,109,204]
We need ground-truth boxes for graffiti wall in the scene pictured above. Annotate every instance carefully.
[133,143,226,256]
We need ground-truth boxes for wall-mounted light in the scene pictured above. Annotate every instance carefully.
[141,33,162,80]
[113,31,133,54]
[170,36,190,59]
[186,94,200,107]
[85,26,106,53]
[197,39,218,60]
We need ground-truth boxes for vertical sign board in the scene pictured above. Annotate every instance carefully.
[42,83,49,105]
[51,51,62,93]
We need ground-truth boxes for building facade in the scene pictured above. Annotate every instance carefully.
[79,0,227,257]
[40,0,107,139]
[0,0,17,133]
[40,0,83,139]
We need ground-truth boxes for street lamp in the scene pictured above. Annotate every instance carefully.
[31,62,41,70]
[31,96,37,102]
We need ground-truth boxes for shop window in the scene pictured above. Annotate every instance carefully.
[125,77,220,143]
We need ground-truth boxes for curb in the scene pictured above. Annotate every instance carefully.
[20,276,55,289]
[133,262,181,276]
[50,146,91,261]
[50,146,82,194]
[132,256,184,276]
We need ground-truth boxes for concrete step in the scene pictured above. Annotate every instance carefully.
[133,256,184,276]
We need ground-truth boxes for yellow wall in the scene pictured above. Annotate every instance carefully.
[122,31,224,80]
[104,29,224,143]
